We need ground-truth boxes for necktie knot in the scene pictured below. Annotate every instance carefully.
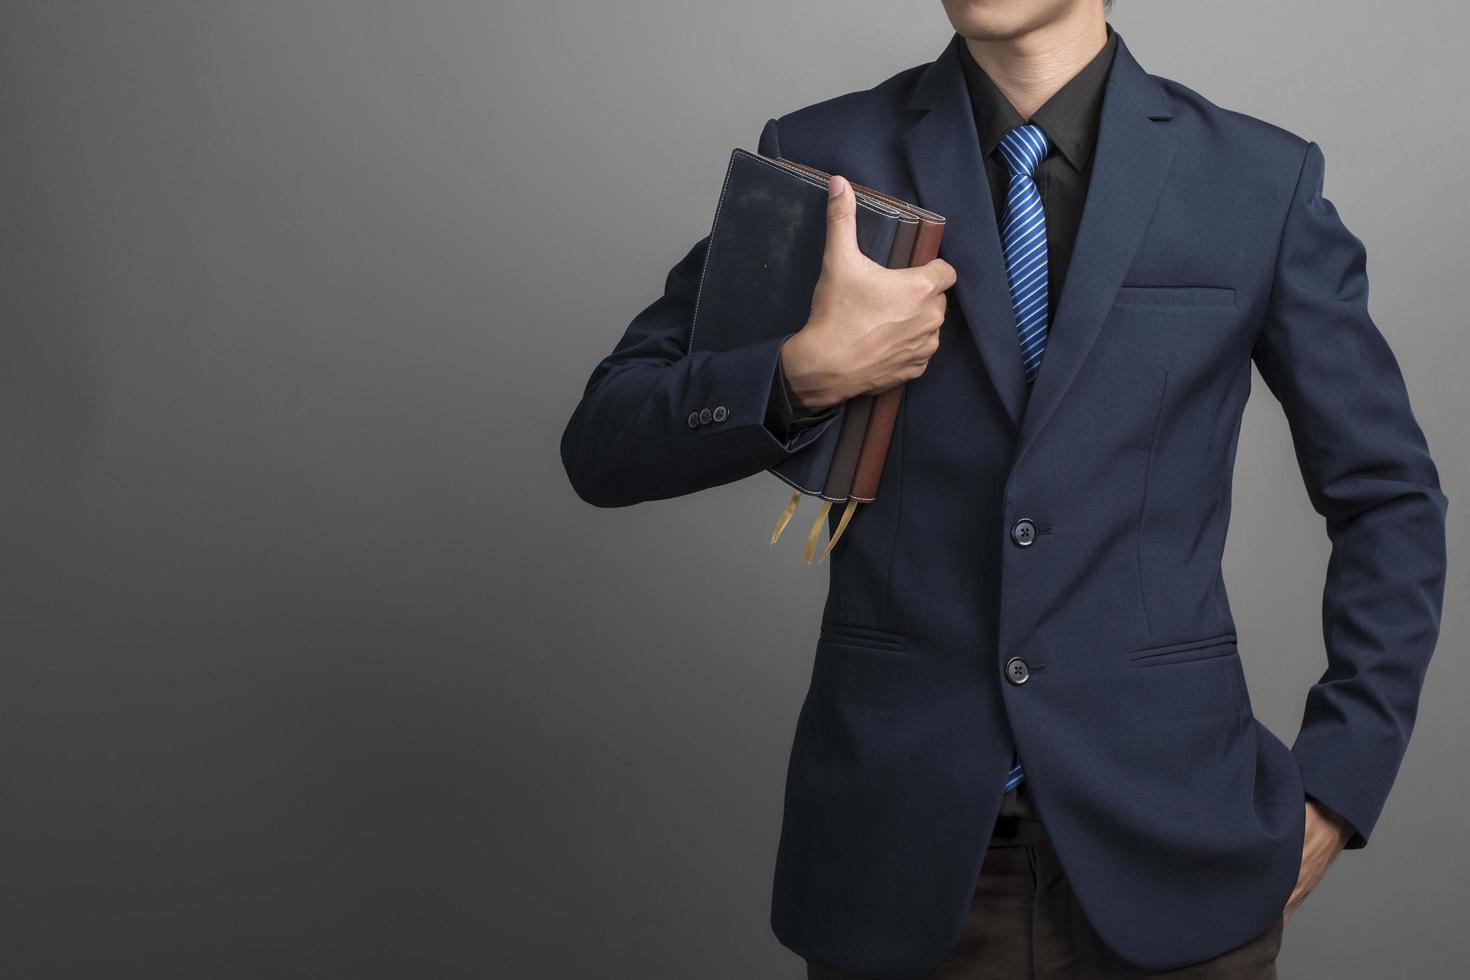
[997,124,1050,179]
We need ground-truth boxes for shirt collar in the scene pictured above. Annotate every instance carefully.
[958,23,1118,172]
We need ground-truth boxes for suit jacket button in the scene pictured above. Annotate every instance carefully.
[699,407,713,424]
[1011,518,1037,547]
[1005,657,1031,685]
[688,411,701,428]
[712,405,728,422]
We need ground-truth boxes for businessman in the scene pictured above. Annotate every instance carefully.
[560,1,1448,976]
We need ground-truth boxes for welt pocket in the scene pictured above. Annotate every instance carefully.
[1113,285,1236,308]
[1127,632,1238,668]
[819,620,907,651]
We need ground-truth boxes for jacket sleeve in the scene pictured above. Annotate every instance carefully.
[766,356,841,443]
[559,117,844,508]
[1251,140,1449,849]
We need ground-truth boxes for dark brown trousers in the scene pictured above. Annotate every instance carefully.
[806,782,1285,979]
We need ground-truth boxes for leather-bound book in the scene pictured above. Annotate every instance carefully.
[686,148,943,563]
[775,159,945,553]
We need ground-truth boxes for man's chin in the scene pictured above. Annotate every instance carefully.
[965,28,1028,42]
[944,0,1081,43]
[952,17,1046,43]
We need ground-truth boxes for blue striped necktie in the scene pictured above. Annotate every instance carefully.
[996,123,1052,385]
[996,123,1052,794]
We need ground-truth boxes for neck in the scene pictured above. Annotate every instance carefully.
[962,9,1108,119]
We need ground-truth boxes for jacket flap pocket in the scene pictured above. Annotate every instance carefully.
[819,620,906,651]
[1128,632,1238,667]
[1113,285,1236,308]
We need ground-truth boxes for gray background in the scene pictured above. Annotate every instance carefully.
[1,2,1464,978]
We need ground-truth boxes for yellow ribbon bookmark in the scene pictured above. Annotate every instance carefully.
[770,489,803,549]
[815,499,860,564]
[770,491,861,564]
[803,500,833,564]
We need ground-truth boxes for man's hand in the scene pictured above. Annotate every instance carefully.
[1282,796,1354,924]
[778,174,957,413]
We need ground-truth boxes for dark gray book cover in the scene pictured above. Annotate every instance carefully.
[686,148,904,499]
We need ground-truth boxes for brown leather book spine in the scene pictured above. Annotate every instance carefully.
[851,219,944,501]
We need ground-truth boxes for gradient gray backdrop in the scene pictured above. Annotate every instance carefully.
[1,2,1464,978]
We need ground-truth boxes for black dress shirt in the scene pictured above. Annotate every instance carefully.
[765,24,1119,439]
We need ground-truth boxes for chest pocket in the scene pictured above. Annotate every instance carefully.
[1113,285,1236,309]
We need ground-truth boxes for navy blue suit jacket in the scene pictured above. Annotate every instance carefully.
[560,29,1448,977]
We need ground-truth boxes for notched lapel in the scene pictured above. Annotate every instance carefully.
[899,31,1177,453]
[901,35,1029,431]
[1014,34,1178,463]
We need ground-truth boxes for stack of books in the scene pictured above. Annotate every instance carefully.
[686,148,945,563]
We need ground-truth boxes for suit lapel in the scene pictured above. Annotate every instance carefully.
[1013,33,1177,463]
[902,34,1029,430]
[899,31,1177,450]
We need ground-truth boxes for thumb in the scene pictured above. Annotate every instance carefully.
[822,174,860,268]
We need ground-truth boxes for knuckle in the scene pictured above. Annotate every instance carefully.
[930,259,957,289]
